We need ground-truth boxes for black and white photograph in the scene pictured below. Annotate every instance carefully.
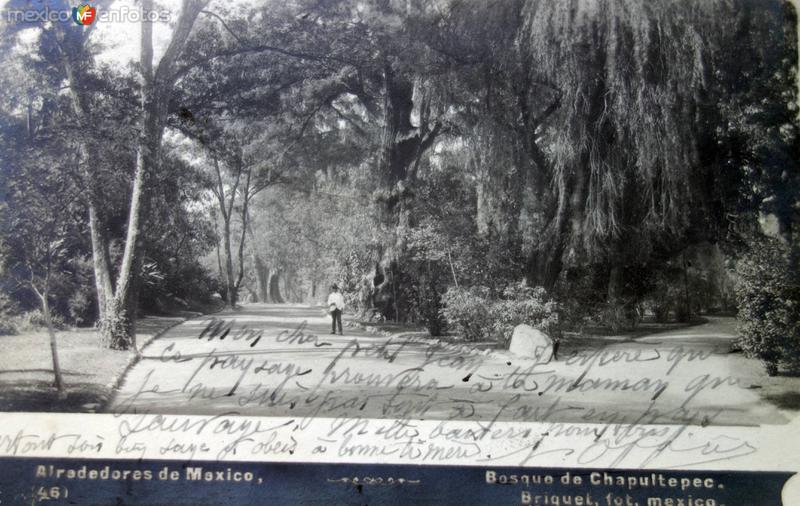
[0,0,799,499]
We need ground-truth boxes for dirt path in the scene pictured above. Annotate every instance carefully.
[108,305,792,426]
[633,316,739,348]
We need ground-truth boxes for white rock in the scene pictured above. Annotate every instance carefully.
[508,324,553,362]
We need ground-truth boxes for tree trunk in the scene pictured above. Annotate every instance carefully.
[253,256,269,302]
[526,184,571,291]
[213,159,236,308]
[63,0,207,348]
[61,49,114,326]
[126,249,145,344]
[606,263,625,332]
[39,290,64,395]
[245,210,269,302]
[474,109,527,241]
[268,269,284,303]
[87,201,113,321]
[101,146,147,348]
[101,26,146,349]
[100,0,155,349]
[212,154,245,309]
[378,69,440,223]
[375,69,442,320]
[379,64,416,189]
[214,214,226,295]
[233,165,252,304]
[678,251,692,323]
[223,215,237,307]
[308,279,317,301]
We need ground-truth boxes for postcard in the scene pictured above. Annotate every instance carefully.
[1,0,799,504]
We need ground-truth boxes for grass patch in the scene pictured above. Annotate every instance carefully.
[0,316,183,412]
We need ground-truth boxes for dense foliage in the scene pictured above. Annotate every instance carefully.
[441,283,560,344]
[736,237,800,374]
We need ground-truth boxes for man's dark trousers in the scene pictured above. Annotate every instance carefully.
[331,308,342,334]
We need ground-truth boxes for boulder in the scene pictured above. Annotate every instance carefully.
[508,324,554,362]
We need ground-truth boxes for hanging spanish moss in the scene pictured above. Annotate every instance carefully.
[518,1,722,265]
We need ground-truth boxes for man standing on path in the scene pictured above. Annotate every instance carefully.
[327,284,344,335]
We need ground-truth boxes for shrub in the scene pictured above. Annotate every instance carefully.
[139,258,220,313]
[0,320,15,335]
[336,250,374,316]
[11,309,67,333]
[0,290,18,335]
[407,271,448,336]
[556,266,607,332]
[651,301,672,323]
[490,283,560,344]
[440,286,493,342]
[735,237,800,375]
[441,282,560,343]
[68,283,98,327]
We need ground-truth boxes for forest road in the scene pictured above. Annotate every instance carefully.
[108,304,788,426]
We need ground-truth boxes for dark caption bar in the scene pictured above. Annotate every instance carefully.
[0,457,792,505]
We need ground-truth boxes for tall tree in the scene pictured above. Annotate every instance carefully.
[97,0,208,348]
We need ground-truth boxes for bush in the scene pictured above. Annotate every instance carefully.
[68,282,98,327]
[139,258,220,314]
[651,301,672,323]
[735,237,800,375]
[0,290,18,335]
[336,250,374,316]
[440,286,493,341]
[11,309,67,333]
[491,283,560,343]
[404,270,448,336]
[556,266,607,332]
[0,320,15,335]
[392,256,450,336]
[441,282,560,343]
